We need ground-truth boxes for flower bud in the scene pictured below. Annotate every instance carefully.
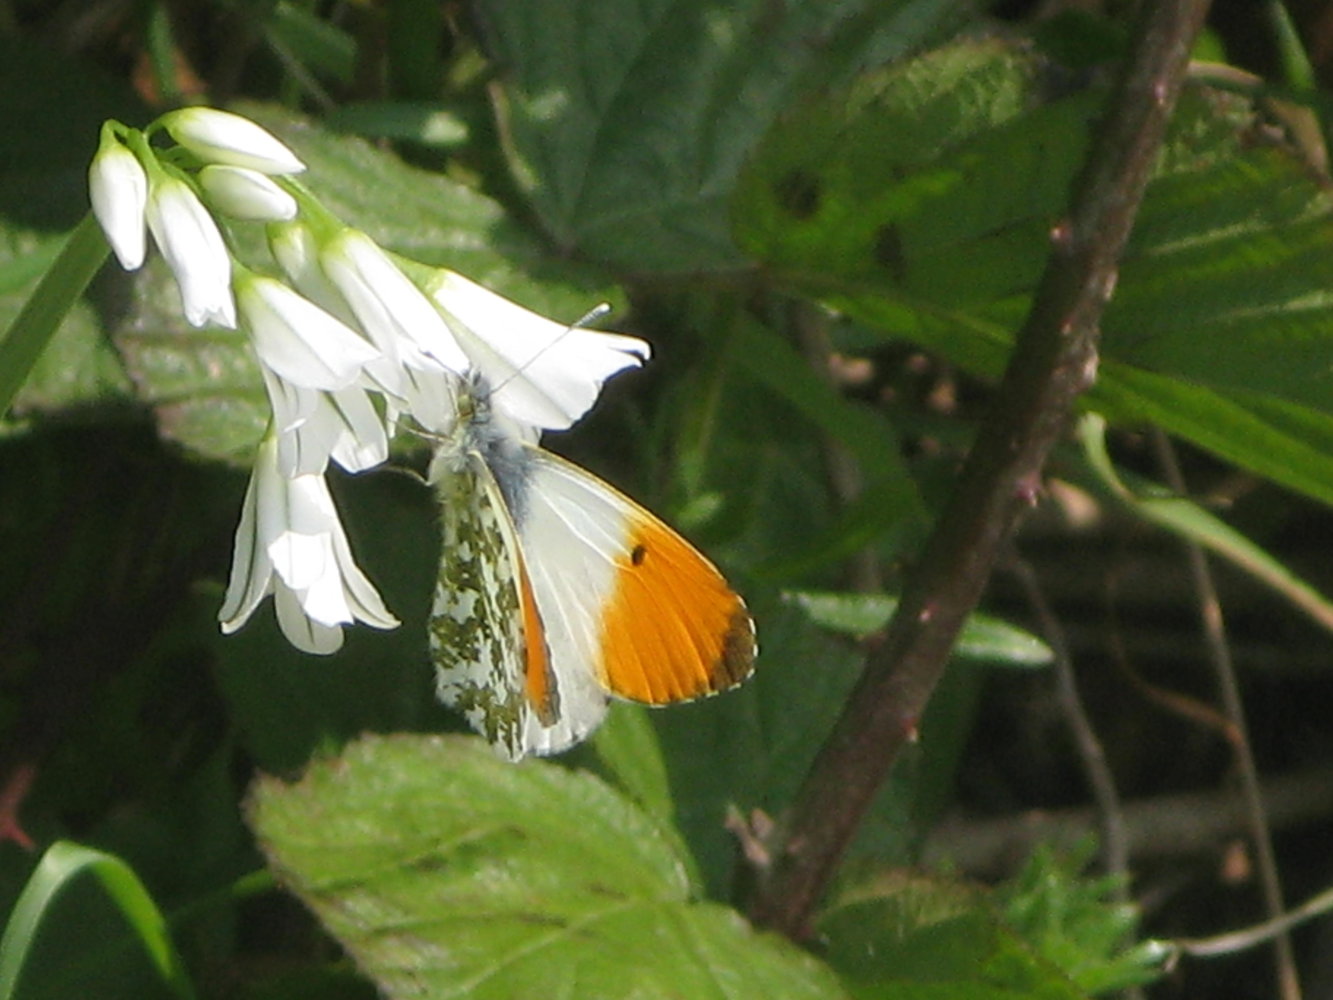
[199,164,298,221]
[145,175,236,328]
[88,137,148,269]
[160,107,306,175]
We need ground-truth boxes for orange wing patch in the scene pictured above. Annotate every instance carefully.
[514,545,558,725]
[596,509,756,704]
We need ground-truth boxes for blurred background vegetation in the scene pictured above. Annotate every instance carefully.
[2,0,1333,998]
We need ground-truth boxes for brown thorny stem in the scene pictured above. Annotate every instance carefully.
[748,0,1215,938]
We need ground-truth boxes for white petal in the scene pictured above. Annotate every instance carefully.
[398,363,459,434]
[324,387,391,473]
[199,164,297,220]
[429,271,649,430]
[218,434,395,651]
[329,523,400,629]
[264,372,390,478]
[268,221,358,324]
[267,477,340,591]
[145,176,236,328]
[218,458,274,630]
[322,230,469,373]
[261,367,319,439]
[239,273,379,390]
[88,139,147,270]
[274,586,345,654]
[286,539,355,626]
[161,108,306,175]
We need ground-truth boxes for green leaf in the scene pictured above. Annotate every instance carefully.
[0,841,195,1000]
[265,1,356,85]
[820,874,1087,1000]
[733,39,1333,506]
[785,590,1054,666]
[997,845,1169,995]
[479,0,969,272]
[586,703,677,826]
[1089,363,1333,508]
[325,101,470,147]
[248,733,847,1000]
[1078,414,1333,633]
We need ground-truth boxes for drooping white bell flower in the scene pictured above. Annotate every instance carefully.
[159,107,306,175]
[199,164,298,221]
[219,434,399,654]
[319,229,470,380]
[88,133,148,269]
[145,174,236,328]
[236,271,391,476]
[236,270,379,390]
[261,368,389,477]
[425,269,649,431]
[268,219,356,324]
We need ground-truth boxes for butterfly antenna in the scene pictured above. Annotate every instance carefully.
[489,301,616,394]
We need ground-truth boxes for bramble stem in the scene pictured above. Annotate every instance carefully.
[748,0,1214,937]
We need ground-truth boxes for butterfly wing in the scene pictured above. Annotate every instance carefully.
[430,447,584,760]
[517,446,756,707]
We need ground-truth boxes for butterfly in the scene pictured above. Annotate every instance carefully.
[426,323,755,760]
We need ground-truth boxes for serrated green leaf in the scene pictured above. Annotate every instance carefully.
[249,733,847,1000]
[820,874,1087,1000]
[997,845,1169,994]
[480,0,968,272]
[785,590,1054,666]
[1089,363,1333,507]
[733,39,1333,506]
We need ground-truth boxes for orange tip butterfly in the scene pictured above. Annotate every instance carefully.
[427,357,756,761]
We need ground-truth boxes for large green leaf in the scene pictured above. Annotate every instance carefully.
[478,0,970,272]
[248,733,847,1000]
[734,40,1333,505]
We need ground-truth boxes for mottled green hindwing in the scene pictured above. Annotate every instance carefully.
[429,450,529,760]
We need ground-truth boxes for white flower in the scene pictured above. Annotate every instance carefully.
[199,165,297,221]
[88,136,148,270]
[268,220,355,323]
[235,272,389,476]
[320,230,469,380]
[426,270,650,430]
[160,108,306,175]
[261,369,389,477]
[219,434,399,654]
[145,175,236,328]
[236,271,379,390]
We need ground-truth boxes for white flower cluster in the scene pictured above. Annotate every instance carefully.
[89,108,648,654]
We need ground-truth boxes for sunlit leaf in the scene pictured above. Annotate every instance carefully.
[249,734,847,1000]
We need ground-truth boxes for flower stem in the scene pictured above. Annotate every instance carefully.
[0,214,108,419]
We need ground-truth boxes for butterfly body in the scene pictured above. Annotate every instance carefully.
[429,377,755,760]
